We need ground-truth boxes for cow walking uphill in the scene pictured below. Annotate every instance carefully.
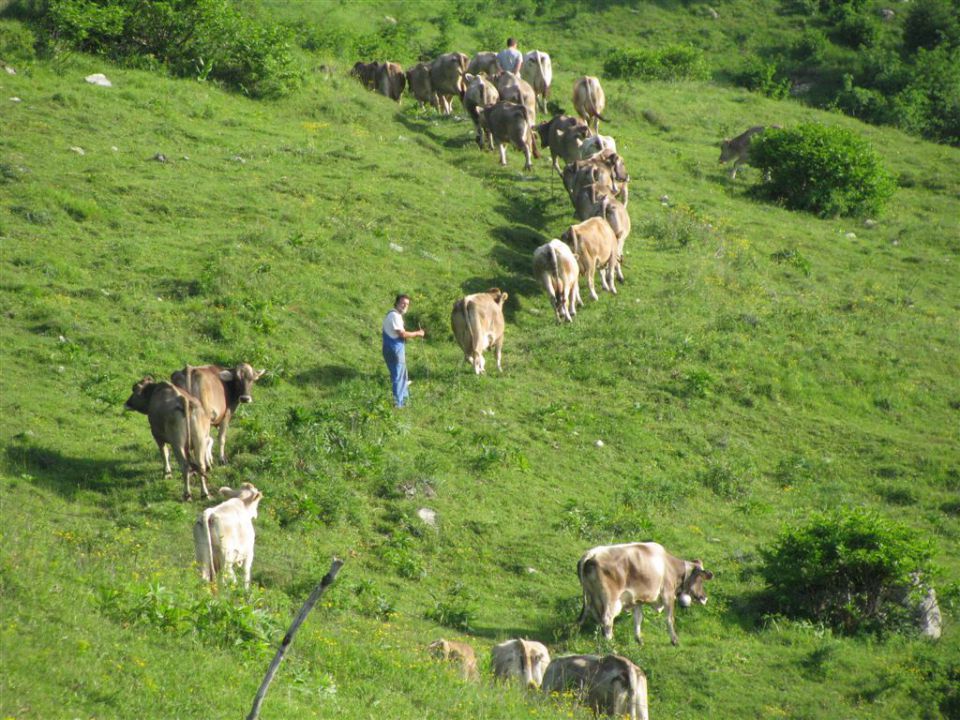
[719,125,781,179]
[572,76,608,135]
[577,541,713,646]
[451,289,508,375]
[193,483,263,589]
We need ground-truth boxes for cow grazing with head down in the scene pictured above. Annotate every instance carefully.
[350,61,379,90]
[193,483,262,589]
[429,52,469,115]
[376,61,406,102]
[428,639,479,681]
[562,216,620,301]
[533,240,582,323]
[520,50,553,114]
[573,76,608,135]
[463,73,500,149]
[451,288,509,375]
[478,101,541,171]
[536,114,590,173]
[171,363,264,467]
[125,377,212,500]
[406,62,438,112]
[542,654,649,720]
[577,541,713,646]
[491,638,551,689]
[719,125,781,178]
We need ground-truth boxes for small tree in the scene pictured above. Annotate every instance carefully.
[749,123,895,217]
[760,508,935,635]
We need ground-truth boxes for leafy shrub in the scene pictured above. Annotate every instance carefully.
[749,124,896,217]
[603,44,709,81]
[830,9,877,49]
[733,55,790,98]
[789,29,829,64]
[0,19,38,61]
[903,0,960,54]
[35,0,301,98]
[426,583,477,631]
[760,508,935,635]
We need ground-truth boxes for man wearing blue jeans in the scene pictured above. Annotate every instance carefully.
[382,294,425,408]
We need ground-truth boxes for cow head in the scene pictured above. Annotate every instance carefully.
[487,288,508,307]
[219,363,265,404]
[680,560,714,607]
[220,482,263,516]
[719,139,734,163]
[124,376,157,413]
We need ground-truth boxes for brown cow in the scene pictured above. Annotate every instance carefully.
[562,216,619,301]
[376,61,406,102]
[533,239,582,322]
[521,50,553,114]
[171,363,264,466]
[577,541,713,646]
[350,61,379,90]
[592,195,631,283]
[536,114,590,173]
[451,288,508,374]
[463,73,500,149]
[542,654,649,720]
[406,61,438,112]
[564,151,629,207]
[491,638,551,688]
[572,76,608,135]
[477,101,541,171]
[466,51,499,76]
[428,639,479,681]
[494,71,537,128]
[429,52,469,115]
[719,125,780,178]
[125,377,212,500]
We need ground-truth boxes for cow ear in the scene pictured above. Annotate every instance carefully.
[255,368,266,379]
[219,370,235,382]
[500,292,509,304]
[219,486,237,498]
[704,570,714,580]
[693,559,704,569]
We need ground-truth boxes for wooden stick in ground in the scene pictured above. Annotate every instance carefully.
[246,557,344,720]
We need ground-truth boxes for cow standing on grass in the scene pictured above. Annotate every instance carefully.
[491,638,551,688]
[451,288,509,375]
[193,483,262,589]
[536,114,590,173]
[521,50,553,115]
[542,654,649,720]
[429,52,469,115]
[573,76,608,135]
[533,239,582,322]
[428,639,479,680]
[719,125,781,179]
[477,101,541,171]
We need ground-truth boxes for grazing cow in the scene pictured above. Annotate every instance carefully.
[520,50,553,114]
[350,61,379,90]
[573,76,608,135]
[542,654,649,720]
[467,51,499,76]
[193,483,262,588]
[463,73,500,149]
[430,52,469,115]
[533,240,583,322]
[376,61,406,102]
[577,541,713,646]
[577,134,617,160]
[719,125,780,178]
[491,638,551,688]
[536,114,590,172]
[450,288,508,375]
[562,216,619,301]
[406,62,438,112]
[494,71,537,128]
[125,377,212,500]
[171,363,264,466]
[477,101,541,171]
[428,639,479,680]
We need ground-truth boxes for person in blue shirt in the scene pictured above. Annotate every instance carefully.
[497,37,523,75]
[382,294,425,408]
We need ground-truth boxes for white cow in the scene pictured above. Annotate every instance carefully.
[491,638,551,688]
[521,50,553,114]
[193,483,263,588]
[533,239,582,322]
[542,654,649,720]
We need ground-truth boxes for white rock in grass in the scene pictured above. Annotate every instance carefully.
[595,439,605,448]
[417,507,437,527]
[69,146,85,155]
[863,219,878,229]
[389,242,404,253]
[10,97,21,103]
[4,64,16,75]
[85,73,112,87]
[846,232,857,240]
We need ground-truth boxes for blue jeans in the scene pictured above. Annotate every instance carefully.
[382,331,409,407]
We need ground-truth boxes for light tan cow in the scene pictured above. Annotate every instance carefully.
[463,73,500,149]
[562,216,619,300]
[375,61,406,102]
[467,51,499,76]
[477,101,540,171]
[591,195,631,283]
[491,638,551,688]
[536,114,590,172]
[542,654,649,720]
[577,133,617,160]
[577,541,714,646]
[125,377,212,500]
[406,62,438,112]
[193,483,262,588]
[572,76,608,135]
[427,639,479,680]
[429,52,469,115]
[571,181,618,222]
[451,288,509,375]
[520,50,553,114]
[494,71,537,128]
[719,125,780,178]
[533,239,582,322]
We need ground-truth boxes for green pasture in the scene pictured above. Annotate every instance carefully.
[2,3,959,719]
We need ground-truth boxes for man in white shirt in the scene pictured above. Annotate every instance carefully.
[497,37,523,75]
[381,294,425,408]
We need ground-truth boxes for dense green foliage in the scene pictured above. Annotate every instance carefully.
[750,123,896,216]
[603,45,709,82]
[761,508,935,634]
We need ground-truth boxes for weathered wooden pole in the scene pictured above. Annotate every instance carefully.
[245,557,344,720]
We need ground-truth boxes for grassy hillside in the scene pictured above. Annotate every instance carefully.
[2,3,959,719]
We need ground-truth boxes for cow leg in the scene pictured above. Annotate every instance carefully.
[633,606,645,645]
[607,261,618,294]
[157,441,172,478]
[173,445,192,501]
[665,602,679,646]
[586,260,599,301]
[216,421,229,465]
[522,143,532,172]
[498,144,508,166]
[243,552,253,590]
[495,338,503,372]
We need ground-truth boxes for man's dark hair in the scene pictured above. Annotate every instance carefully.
[507,37,517,47]
[394,293,411,308]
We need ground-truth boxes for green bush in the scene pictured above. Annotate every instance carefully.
[903,0,960,54]
[603,44,709,81]
[0,18,38,61]
[830,9,877,49]
[749,124,896,217]
[733,55,790,98]
[760,508,935,635]
[35,0,301,98]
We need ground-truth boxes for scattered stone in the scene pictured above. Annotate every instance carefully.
[58,335,67,343]
[152,153,167,163]
[595,439,605,448]
[182,155,189,161]
[416,507,437,527]
[389,242,404,253]
[69,146,85,155]
[863,218,878,229]
[526,567,538,574]
[660,194,670,205]
[918,586,942,639]
[384,15,397,23]
[111,146,119,152]
[10,97,21,103]
[880,8,895,20]
[845,232,857,240]
[480,409,495,417]
[57,365,65,373]
[4,64,16,75]
[232,155,246,164]
[706,6,719,18]
[84,73,112,87]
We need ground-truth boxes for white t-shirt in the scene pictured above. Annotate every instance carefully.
[382,309,404,339]
[497,47,522,74]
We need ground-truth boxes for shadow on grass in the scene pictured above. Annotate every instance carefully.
[290,364,362,387]
[5,442,143,499]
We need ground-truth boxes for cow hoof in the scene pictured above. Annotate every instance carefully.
[183,493,193,502]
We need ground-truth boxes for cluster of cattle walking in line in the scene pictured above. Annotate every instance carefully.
[428,542,713,719]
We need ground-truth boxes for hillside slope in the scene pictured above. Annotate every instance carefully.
[2,8,959,720]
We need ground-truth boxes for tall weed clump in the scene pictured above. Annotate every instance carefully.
[760,508,935,635]
[33,0,301,97]
[603,45,709,81]
[749,124,895,217]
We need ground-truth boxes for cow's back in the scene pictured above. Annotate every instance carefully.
[172,365,228,424]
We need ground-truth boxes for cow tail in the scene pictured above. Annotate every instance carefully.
[530,118,542,159]
[464,298,483,364]
[202,507,216,582]
[549,242,563,308]
[576,555,591,624]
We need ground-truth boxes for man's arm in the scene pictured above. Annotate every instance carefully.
[397,327,425,340]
